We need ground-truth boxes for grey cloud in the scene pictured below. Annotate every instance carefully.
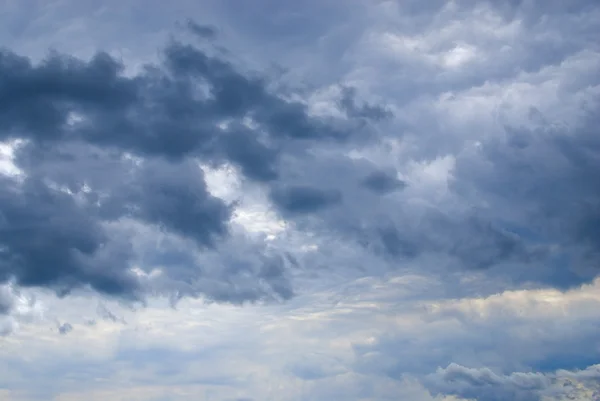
[427,363,600,401]
[268,147,542,281]
[216,125,280,182]
[0,34,356,304]
[270,185,343,215]
[0,49,137,141]
[162,41,347,142]
[0,36,350,167]
[58,322,73,335]
[0,0,598,324]
[116,159,232,248]
[128,228,295,304]
[13,141,232,254]
[0,175,140,297]
[0,285,14,315]
[361,171,406,194]
[339,87,393,122]
[186,20,218,40]
[451,105,600,288]
[323,0,600,288]
[1,1,600,400]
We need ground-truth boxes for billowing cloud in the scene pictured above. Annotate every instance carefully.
[0,37,355,304]
[428,363,600,401]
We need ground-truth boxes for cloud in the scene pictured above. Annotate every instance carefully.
[339,86,393,121]
[0,1,599,400]
[107,158,232,248]
[3,5,594,314]
[0,27,410,308]
[0,174,140,297]
[270,185,343,215]
[185,20,218,40]
[361,170,406,194]
[0,33,363,304]
[57,322,73,335]
[0,283,41,336]
[428,363,600,401]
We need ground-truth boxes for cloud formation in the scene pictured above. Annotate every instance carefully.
[0,37,355,304]
[429,363,600,401]
[2,3,596,308]
[0,0,599,400]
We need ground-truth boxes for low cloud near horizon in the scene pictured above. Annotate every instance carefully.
[0,1,599,400]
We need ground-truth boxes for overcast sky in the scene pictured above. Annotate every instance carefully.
[0,1,599,400]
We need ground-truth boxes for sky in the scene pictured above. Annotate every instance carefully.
[0,0,599,400]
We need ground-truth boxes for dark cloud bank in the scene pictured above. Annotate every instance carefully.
[0,17,599,317]
[0,30,366,307]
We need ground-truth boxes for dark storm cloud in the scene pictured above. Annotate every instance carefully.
[264,146,547,284]
[346,209,544,281]
[1,139,297,303]
[0,50,137,142]
[112,159,232,248]
[0,37,347,163]
[429,363,550,401]
[162,41,346,141]
[0,1,595,314]
[0,23,386,306]
[452,104,600,287]
[0,175,140,297]
[443,216,540,270]
[0,32,361,303]
[215,126,280,182]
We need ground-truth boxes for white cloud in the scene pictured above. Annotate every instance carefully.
[0,140,25,178]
